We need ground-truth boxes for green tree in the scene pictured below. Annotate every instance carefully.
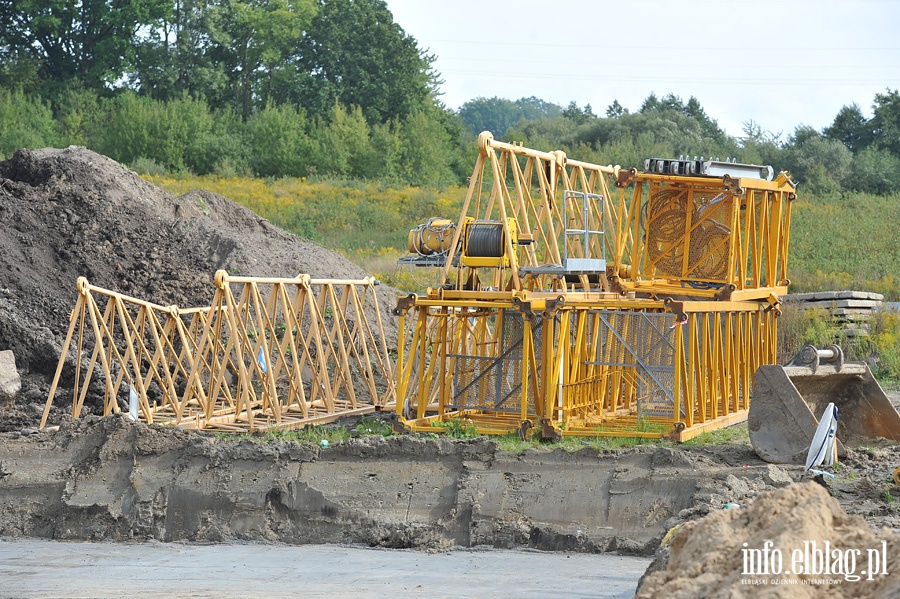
[313,103,374,178]
[562,101,595,124]
[605,100,627,118]
[515,96,562,121]
[296,0,438,124]
[130,0,229,106]
[824,103,871,153]
[397,107,456,186]
[851,147,900,195]
[739,120,786,170]
[870,88,900,156]
[0,0,169,93]
[457,96,520,136]
[93,91,221,173]
[782,126,852,195]
[216,0,317,118]
[55,82,101,146]
[245,101,316,177]
[457,96,562,137]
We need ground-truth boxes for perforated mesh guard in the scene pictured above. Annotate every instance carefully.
[450,312,542,413]
[645,186,732,282]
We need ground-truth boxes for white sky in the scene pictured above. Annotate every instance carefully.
[384,0,900,140]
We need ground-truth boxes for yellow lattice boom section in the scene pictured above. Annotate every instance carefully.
[42,272,394,432]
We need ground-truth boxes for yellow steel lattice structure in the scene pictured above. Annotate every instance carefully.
[42,271,394,432]
[395,294,777,441]
[430,131,795,301]
[610,168,795,300]
[395,132,793,439]
[440,131,620,293]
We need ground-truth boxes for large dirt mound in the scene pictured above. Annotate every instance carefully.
[636,482,900,598]
[0,146,399,426]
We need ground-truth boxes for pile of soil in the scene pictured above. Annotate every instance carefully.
[0,146,399,428]
[636,482,899,598]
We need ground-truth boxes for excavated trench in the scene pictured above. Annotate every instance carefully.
[0,416,797,555]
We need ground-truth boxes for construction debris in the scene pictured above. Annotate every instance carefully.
[0,350,20,410]
[783,291,885,337]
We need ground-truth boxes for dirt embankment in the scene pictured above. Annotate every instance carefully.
[0,416,807,555]
[0,146,399,431]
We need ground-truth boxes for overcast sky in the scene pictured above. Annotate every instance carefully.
[384,0,900,140]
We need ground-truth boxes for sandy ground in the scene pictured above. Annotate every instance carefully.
[0,539,650,599]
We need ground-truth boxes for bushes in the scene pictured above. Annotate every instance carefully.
[0,89,60,156]
[92,91,228,174]
[0,85,467,185]
[851,147,900,195]
[777,303,900,382]
[245,103,316,178]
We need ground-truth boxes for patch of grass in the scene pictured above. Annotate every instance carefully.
[584,436,668,450]
[430,417,479,438]
[354,417,394,437]
[682,425,749,446]
[208,425,352,445]
[495,433,534,453]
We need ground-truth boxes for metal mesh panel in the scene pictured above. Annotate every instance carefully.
[645,185,732,282]
[585,311,677,418]
[450,312,541,413]
[686,191,731,280]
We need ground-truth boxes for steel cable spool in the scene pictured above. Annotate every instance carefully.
[466,223,504,258]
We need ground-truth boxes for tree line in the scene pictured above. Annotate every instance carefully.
[0,0,474,185]
[461,91,900,196]
[0,0,898,194]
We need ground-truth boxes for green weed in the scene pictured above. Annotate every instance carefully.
[354,417,393,437]
[431,417,479,438]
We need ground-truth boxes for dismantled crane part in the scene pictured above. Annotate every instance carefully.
[41,272,393,432]
[406,218,457,257]
[393,132,796,440]
[643,157,775,181]
[749,344,900,464]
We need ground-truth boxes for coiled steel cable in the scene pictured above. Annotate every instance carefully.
[466,224,504,258]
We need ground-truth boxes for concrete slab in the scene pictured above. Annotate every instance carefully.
[798,299,880,309]
[785,291,884,302]
[0,539,650,599]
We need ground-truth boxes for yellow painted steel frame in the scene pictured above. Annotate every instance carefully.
[395,133,793,440]
[610,170,795,300]
[441,131,619,293]
[394,290,778,441]
[42,272,394,432]
[438,132,794,303]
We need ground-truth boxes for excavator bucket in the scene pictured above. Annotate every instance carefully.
[749,345,900,464]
